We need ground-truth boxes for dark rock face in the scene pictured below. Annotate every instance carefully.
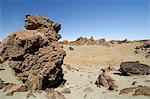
[119,61,150,76]
[0,15,66,96]
[135,40,150,58]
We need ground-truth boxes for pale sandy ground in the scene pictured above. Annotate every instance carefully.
[0,42,150,99]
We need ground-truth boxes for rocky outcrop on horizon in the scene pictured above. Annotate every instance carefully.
[61,36,111,46]
[0,15,66,97]
[61,37,132,46]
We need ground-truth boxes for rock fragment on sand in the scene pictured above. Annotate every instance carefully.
[69,46,74,50]
[45,89,66,99]
[0,78,9,89]
[95,69,116,89]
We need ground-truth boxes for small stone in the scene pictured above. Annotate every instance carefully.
[69,47,74,50]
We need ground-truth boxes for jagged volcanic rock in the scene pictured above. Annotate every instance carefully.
[25,15,61,41]
[0,15,66,96]
[95,69,116,88]
[119,61,150,76]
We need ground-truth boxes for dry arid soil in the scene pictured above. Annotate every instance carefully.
[0,42,150,99]
[0,15,150,99]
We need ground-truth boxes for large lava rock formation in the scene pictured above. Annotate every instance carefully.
[0,15,66,95]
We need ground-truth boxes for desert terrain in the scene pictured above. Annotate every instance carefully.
[0,15,150,99]
[1,42,150,99]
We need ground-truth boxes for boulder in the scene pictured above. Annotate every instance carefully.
[119,61,150,76]
[95,69,115,88]
[0,15,66,96]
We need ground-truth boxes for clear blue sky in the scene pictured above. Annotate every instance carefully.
[0,0,149,41]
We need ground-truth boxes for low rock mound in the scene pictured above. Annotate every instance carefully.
[118,61,150,76]
[120,85,150,96]
[0,15,66,97]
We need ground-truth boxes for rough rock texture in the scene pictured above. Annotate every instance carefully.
[3,83,28,96]
[120,85,150,96]
[0,15,66,96]
[120,87,137,94]
[133,86,150,96]
[135,40,150,58]
[118,61,150,76]
[25,15,61,41]
[61,36,111,46]
[95,69,116,88]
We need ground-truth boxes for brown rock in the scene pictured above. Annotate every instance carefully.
[0,15,66,97]
[69,46,74,50]
[118,61,150,76]
[120,85,150,96]
[133,86,150,96]
[0,78,9,89]
[61,40,69,45]
[108,85,118,91]
[74,36,87,45]
[132,81,137,85]
[120,87,137,94]
[4,83,27,96]
[57,87,71,94]
[83,87,94,93]
[25,15,61,33]
[95,69,115,88]
[45,89,66,99]
[135,40,150,58]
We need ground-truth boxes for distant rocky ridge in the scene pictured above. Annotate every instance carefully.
[0,15,66,97]
[60,36,132,46]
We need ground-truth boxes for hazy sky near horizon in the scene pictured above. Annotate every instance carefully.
[0,0,149,41]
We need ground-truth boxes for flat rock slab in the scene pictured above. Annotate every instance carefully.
[119,61,150,76]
